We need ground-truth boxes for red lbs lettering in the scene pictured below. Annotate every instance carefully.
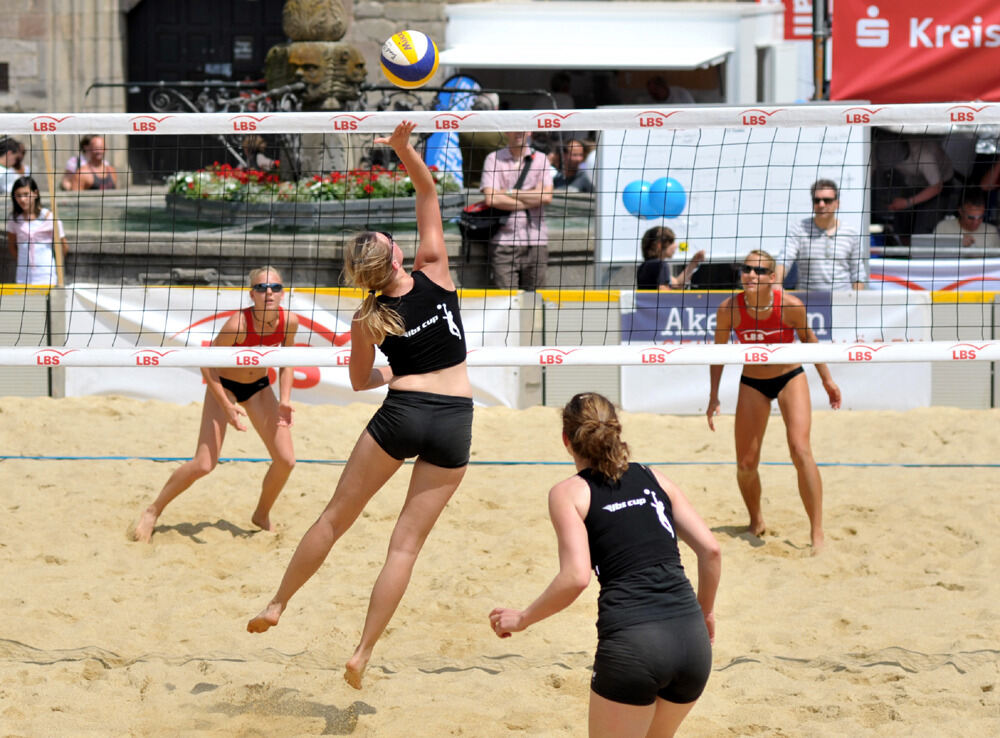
[33,121,57,132]
[435,119,459,130]
[845,113,870,124]
[847,350,873,362]
[950,112,975,122]
[36,354,60,365]
[536,118,561,129]
[335,353,351,366]
[539,354,563,364]
[639,117,664,128]
[952,349,976,360]
[642,353,667,364]
[237,355,260,366]
[332,120,357,131]
[744,351,769,363]
[233,120,257,131]
[135,355,160,366]
[742,115,766,126]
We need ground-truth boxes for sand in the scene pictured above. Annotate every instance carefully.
[0,396,997,736]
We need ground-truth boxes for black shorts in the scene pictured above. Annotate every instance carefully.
[220,375,271,403]
[591,612,712,706]
[739,366,805,401]
[366,388,473,469]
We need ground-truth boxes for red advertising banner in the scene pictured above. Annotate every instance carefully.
[831,1,1000,102]
[758,0,814,42]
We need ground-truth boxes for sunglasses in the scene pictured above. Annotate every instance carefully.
[377,231,394,243]
[740,264,773,276]
[961,212,985,221]
[813,197,837,205]
[252,282,284,293]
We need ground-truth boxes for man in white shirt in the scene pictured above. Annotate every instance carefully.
[933,188,1000,249]
[640,75,695,105]
[776,179,867,291]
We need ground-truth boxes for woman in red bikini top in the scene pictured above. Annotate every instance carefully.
[131,265,300,543]
[706,249,841,552]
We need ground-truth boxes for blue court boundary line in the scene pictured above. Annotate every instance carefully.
[1,455,997,469]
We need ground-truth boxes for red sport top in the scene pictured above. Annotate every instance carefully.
[734,289,796,344]
[234,306,286,347]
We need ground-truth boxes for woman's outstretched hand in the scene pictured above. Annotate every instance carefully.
[374,120,417,152]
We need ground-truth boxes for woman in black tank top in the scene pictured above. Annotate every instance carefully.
[490,393,721,737]
[248,121,473,691]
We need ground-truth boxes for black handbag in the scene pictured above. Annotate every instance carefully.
[458,154,534,243]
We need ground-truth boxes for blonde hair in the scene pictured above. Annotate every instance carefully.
[745,249,776,272]
[562,392,630,482]
[343,231,404,344]
[249,265,282,285]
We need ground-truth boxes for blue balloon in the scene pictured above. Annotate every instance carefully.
[646,177,687,219]
[622,180,650,216]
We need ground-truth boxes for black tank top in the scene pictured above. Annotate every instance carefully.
[377,271,467,376]
[581,463,702,635]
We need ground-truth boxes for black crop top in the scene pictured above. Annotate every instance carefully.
[581,463,701,635]
[377,271,467,376]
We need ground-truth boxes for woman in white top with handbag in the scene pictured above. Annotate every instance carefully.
[6,176,68,285]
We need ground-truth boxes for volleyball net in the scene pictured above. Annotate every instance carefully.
[0,104,999,379]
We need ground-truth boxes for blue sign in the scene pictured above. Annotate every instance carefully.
[424,75,481,188]
[622,291,834,344]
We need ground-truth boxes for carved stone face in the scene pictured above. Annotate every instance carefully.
[330,45,367,87]
[288,42,334,103]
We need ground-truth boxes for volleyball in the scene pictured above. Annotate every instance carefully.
[379,30,439,89]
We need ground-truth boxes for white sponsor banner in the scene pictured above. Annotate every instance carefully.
[595,125,869,265]
[62,286,522,407]
[621,291,934,413]
[871,258,1000,292]
[5,104,1000,136]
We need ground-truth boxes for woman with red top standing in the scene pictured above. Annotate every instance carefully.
[707,250,840,551]
[132,266,299,543]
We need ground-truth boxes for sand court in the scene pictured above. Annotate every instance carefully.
[0,396,997,736]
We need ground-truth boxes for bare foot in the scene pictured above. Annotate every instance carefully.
[131,507,159,543]
[251,513,273,531]
[810,531,826,554]
[748,519,766,538]
[247,602,283,633]
[344,648,371,690]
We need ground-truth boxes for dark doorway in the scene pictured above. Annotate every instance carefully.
[126,0,285,182]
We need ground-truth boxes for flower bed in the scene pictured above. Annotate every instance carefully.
[166,162,460,203]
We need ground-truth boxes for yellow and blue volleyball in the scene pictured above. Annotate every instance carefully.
[379,30,439,89]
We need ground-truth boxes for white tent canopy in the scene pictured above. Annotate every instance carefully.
[442,2,794,104]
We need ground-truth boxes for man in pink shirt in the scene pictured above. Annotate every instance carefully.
[480,132,554,289]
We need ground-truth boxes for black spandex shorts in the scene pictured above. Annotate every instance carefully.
[220,375,271,403]
[366,388,473,469]
[591,612,712,706]
[739,366,805,401]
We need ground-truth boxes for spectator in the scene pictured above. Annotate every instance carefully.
[933,188,1000,249]
[10,139,29,179]
[0,138,23,193]
[63,135,92,175]
[6,175,69,286]
[776,179,866,291]
[876,136,954,238]
[536,71,575,109]
[241,135,277,171]
[552,138,592,193]
[640,74,695,105]
[636,226,705,290]
[61,135,118,191]
[480,131,554,289]
[979,157,1000,224]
